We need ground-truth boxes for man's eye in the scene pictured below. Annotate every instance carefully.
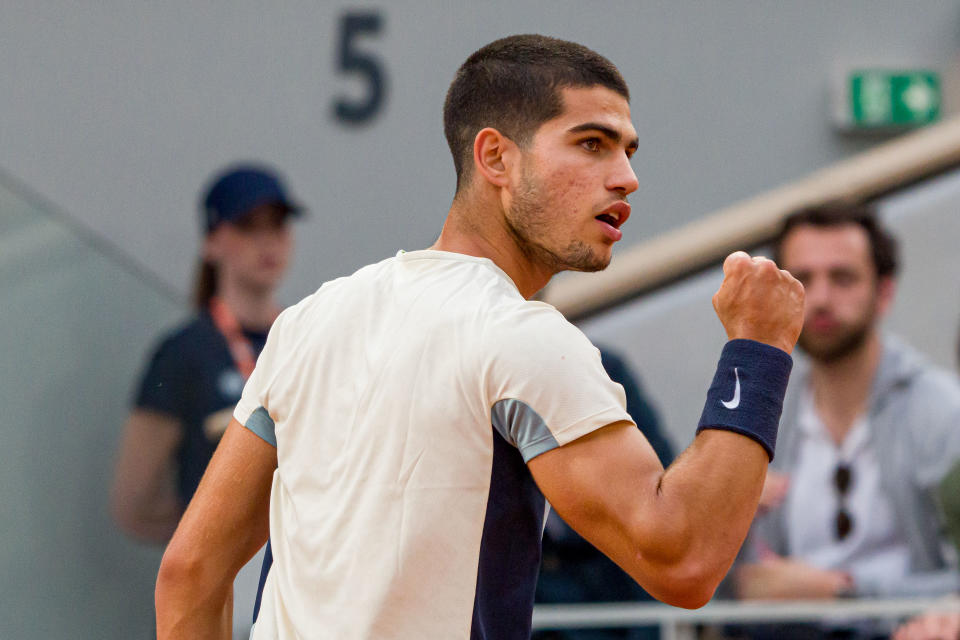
[832,272,856,286]
[581,139,600,152]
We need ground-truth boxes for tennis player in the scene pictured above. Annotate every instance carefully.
[156,34,804,639]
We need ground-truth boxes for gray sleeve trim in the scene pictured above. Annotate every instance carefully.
[244,406,277,447]
[491,398,559,463]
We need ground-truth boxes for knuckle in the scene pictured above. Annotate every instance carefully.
[757,258,776,273]
[728,256,747,272]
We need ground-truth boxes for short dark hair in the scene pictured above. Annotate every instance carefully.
[772,201,899,278]
[443,34,629,192]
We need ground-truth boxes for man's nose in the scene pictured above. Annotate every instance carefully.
[608,154,639,196]
[803,277,831,308]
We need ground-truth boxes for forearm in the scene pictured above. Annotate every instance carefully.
[112,410,185,543]
[626,252,797,589]
[734,563,780,600]
[735,562,806,600]
[631,339,793,587]
[736,558,857,600]
[533,254,803,610]
[124,506,182,544]
[156,564,232,640]
[112,478,184,543]
[156,519,237,638]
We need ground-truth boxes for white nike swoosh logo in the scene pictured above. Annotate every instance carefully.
[722,367,741,410]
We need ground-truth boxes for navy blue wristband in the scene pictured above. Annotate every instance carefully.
[697,339,793,461]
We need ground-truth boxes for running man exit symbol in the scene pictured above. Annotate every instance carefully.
[848,69,940,128]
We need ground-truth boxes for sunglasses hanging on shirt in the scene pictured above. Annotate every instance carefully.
[834,463,854,540]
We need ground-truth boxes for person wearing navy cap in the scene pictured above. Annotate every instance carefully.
[110,163,302,637]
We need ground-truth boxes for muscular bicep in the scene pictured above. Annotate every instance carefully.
[156,420,276,637]
[171,419,276,571]
[528,421,668,578]
[530,421,773,608]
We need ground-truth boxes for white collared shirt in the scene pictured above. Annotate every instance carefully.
[784,388,912,589]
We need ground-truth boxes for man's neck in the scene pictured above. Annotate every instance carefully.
[433,196,553,299]
[213,281,279,331]
[808,332,882,445]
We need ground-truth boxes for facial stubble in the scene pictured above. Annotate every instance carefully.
[798,293,878,363]
[505,164,610,274]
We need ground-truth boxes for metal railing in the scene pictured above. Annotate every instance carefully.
[532,597,960,640]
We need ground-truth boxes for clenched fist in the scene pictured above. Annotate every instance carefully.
[713,251,804,355]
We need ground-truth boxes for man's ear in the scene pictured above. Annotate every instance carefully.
[472,127,518,189]
[876,275,896,317]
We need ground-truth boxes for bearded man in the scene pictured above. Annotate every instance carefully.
[732,202,960,639]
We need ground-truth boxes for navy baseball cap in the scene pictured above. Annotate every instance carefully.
[201,164,303,234]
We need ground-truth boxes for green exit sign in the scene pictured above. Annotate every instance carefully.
[846,69,940,129]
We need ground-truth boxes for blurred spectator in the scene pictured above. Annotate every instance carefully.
[892,609,960,640]
[533,347,674,640]
[110,163,302,634]
[885,322,960,640]
[730,202,960,639]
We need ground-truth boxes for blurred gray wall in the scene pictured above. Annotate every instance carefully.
[0,180,183,638]
[2,1,959,305]
[2,2,960,638]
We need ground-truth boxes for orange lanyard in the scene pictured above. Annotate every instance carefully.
[208,297,276,380]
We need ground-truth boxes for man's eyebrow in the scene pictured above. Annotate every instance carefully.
[568,122,639,150]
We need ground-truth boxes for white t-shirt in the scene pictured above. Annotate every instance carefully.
[234,250,632,639]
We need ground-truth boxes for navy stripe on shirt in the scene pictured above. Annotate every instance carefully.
[470,425,547,639]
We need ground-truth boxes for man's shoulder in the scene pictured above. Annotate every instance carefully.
[310,250,509,299]
[484,299,580,340]
[874,336,960,487]
[478,300,603,378]
[311,253,399,292]
[878,335,960,408]
[274,255,401,321]
[866,336,960,473]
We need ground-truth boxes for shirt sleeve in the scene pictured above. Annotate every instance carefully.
[233,311,286,447]
[484,303,633,462]
[133,333,189,419]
